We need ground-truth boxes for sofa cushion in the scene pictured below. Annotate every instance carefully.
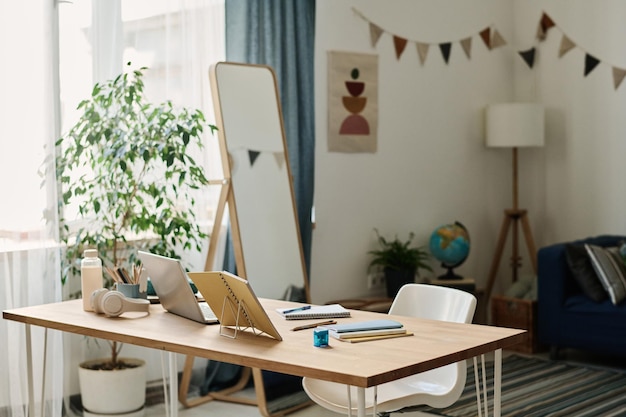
[564,244,608,302]
[585,244,626,305]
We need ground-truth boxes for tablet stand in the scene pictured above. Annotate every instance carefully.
[219,295,261,339]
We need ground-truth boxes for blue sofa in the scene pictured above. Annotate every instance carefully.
[537,235,626,358]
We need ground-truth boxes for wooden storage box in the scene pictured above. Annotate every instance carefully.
[491,295,543,354]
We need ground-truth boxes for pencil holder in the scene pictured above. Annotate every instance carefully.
[313,328,329,347]
[116,283,140,299]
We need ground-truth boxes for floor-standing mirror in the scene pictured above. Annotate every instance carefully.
[179,62,311,417]
[210,62,310,302]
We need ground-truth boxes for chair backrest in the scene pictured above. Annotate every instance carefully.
[389,284,476,324]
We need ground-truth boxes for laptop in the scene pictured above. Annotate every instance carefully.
[138,251,218,324]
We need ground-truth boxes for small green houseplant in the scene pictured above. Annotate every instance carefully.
[54,64,215,414]
[368,229,433,297]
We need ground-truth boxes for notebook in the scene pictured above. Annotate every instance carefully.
[275,304,351,320]
[327,327,407,340]
[323,319,403,334]
[138,251,218,324]
[189,271,283,341]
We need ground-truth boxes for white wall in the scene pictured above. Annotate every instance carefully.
[310,0,626,304]
[517,0,626,243]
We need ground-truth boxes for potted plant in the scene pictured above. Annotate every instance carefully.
[368,229,433,298]
[54,63,215,415]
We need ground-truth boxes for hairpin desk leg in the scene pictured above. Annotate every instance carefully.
[494,349,502,417]
[26,324,34,417]
[169,352,178,417]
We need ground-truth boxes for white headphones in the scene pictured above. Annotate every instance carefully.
[90,288,150,317]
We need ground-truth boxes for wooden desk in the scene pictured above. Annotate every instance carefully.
[3,299,525,417]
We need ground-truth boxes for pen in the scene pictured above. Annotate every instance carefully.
[291,320,337,331]
[282,305,311,314]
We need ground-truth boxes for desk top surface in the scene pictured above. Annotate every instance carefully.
[3,299,525,387]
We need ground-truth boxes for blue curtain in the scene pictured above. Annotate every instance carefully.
[224,0,316,278]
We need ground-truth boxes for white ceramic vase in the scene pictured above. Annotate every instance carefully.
[79,357,146,416]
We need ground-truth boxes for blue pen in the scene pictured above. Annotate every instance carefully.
[283,305,311,314]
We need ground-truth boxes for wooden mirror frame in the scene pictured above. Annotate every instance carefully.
[179,62,311,417]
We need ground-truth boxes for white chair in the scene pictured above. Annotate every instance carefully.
[302,283,477,416]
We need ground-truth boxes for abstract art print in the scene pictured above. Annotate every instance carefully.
[327,51,378,153]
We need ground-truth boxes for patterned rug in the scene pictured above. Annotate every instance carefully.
[415,354,626,417]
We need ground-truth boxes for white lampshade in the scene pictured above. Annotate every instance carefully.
[486,103,545,148]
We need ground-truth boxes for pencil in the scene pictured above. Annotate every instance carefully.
[291,320,337,331]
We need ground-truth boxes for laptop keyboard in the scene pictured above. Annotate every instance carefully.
[199,302,217,319]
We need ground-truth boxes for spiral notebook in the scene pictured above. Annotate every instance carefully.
[276,303,351,320]
[188,271,283,341]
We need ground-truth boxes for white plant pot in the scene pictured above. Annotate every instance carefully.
[79,357,146,415]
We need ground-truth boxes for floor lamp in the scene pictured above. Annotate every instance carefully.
[484,103,545,302]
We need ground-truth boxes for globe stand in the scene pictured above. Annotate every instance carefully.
[438,265,464,280]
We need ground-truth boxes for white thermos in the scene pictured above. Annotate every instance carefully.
[81,249,103,311]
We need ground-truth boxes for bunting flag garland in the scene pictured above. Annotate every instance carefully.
[537,12,556,40]
[491,30,507,49]
[521,11,626,90]
[416,42,429,65]
[248,150,261,166]
[370,23,383,47]
[558,35,576,58]
[584,54,600,77]
[273,152,285,169]
[439,43,452,64]
[353,7,506,66]
[480,28,492,50]
[354,7,626,92]
[393,36,408,59]
[519,48,536,69]
[460,37,472,59]
[614,67,626,90]
[239,149,285,170]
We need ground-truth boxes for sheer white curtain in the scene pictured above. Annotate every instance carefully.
[121,0,226,232]
[1,0,224,415]
[0,1,63,417]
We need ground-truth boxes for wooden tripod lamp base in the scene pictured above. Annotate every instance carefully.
[484,208,537,302]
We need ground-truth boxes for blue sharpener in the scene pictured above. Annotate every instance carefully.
[313,327,329,347]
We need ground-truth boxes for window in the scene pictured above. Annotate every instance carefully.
[0,0,225,252]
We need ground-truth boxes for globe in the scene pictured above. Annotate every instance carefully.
[429,222,470,280]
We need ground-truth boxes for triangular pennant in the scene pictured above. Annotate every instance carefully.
[273,152,285,170]
[518,48,536,69]
[480,28,491,50]
[460,37,472,59]
[613,67,626,90]
[248,150,261,166]
[558,35,576,58]
[540,12,555,32]
[416,42,430,65]
[439,43,452,64]
[369,23,383,47]
[536,23,546,41]
[393,36,408,59]
[491,30,507,49]
[584,54,600,77]
[538,12,555,41]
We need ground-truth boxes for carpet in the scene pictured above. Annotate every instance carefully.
[414,354,626,417]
